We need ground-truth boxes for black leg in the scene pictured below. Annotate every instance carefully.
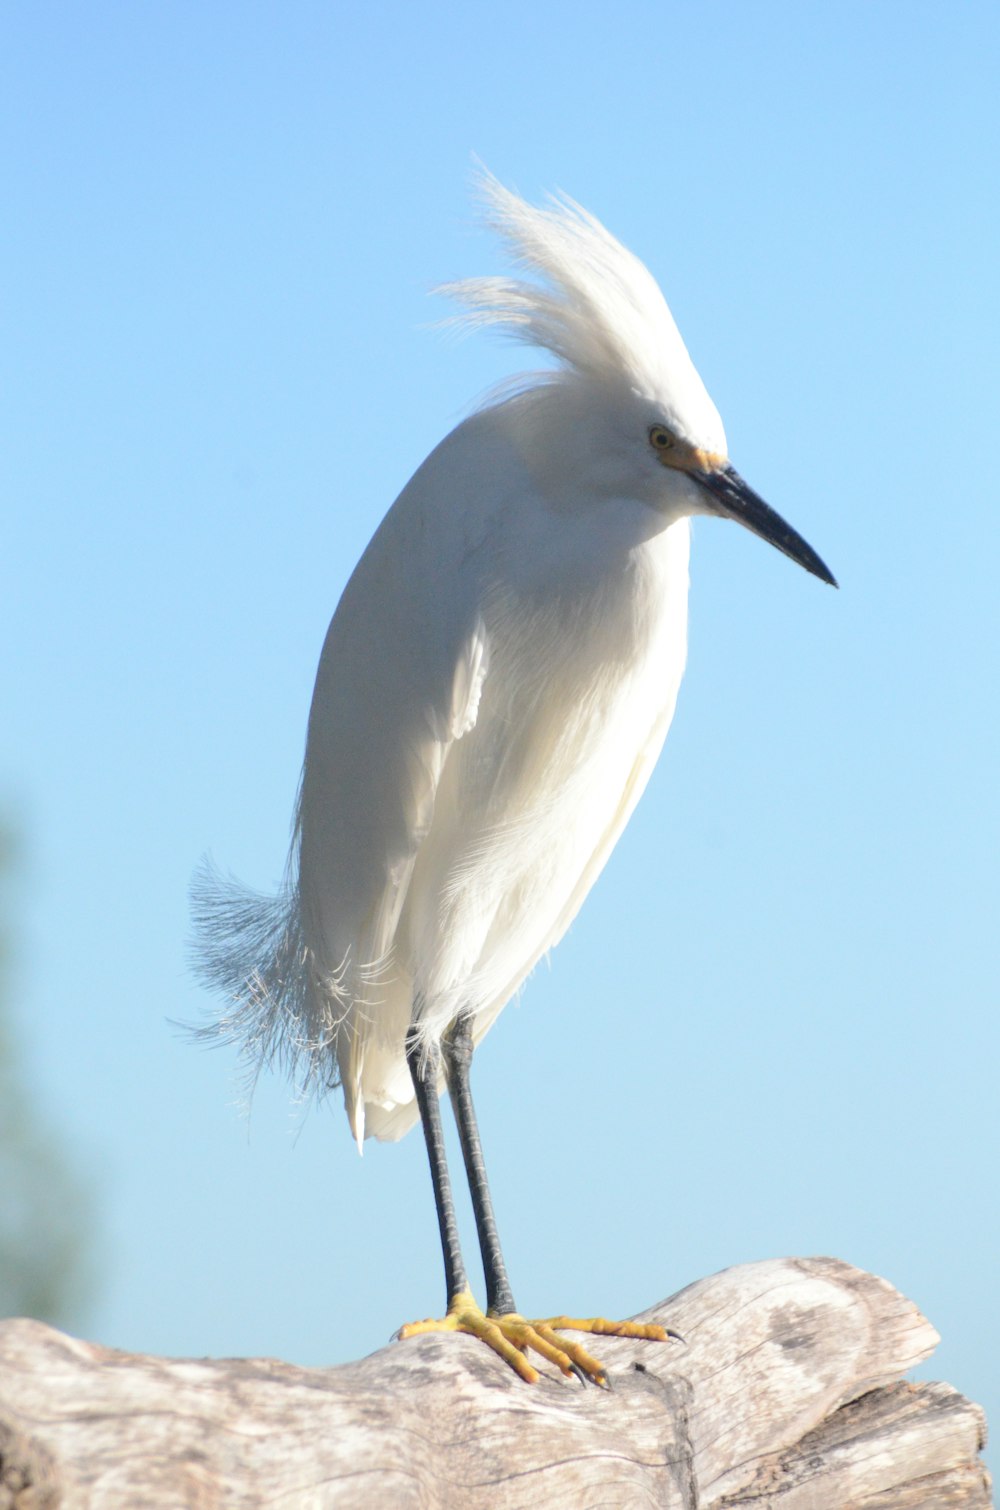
[405,1028,469,1307]
[442,1014,517,1317]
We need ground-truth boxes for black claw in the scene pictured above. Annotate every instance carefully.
[666,1328,685,1344]
[568,1361,588,1386]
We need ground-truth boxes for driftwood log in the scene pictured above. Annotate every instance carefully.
[0,1257,990,1508]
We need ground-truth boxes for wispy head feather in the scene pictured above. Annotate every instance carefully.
[439,169,723,446]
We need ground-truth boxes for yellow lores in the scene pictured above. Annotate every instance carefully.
[195,173,835,1385]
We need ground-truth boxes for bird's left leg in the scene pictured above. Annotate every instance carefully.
[439,1013,675,1385]
[441,1013,515,1316]
[396,1024,543,1383]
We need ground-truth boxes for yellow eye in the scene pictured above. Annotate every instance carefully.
[649,425,675,452]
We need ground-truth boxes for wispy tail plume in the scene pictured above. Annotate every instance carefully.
[188,859,341,1100]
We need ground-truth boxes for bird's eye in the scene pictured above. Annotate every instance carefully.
[649,425,675,451]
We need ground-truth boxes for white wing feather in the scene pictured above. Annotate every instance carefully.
[193,419,499,1145]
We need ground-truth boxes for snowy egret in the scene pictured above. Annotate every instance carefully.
[194,173,835,1385]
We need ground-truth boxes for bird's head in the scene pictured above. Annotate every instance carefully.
[442,171,836,587]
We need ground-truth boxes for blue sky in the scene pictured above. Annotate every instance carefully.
[3,0,998,1441]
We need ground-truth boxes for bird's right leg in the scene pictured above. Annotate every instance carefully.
[403,1026,468,1305]
[397,1024,543,1383]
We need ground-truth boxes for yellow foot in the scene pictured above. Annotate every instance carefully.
[397,1291,675,1385]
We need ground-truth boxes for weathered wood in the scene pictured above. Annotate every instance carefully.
[0,1257,990,1508]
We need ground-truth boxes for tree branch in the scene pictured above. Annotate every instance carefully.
[0,1257,990,1508]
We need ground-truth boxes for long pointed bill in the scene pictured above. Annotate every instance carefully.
[695,464,837,587]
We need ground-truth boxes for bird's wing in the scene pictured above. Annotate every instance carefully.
[297,598,488,975]
[192,414,515,1130]
[293,454,494,1111]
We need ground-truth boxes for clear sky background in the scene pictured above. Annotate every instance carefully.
[3,0,998,1443]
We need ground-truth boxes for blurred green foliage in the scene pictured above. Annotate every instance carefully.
[0,824,95,1327]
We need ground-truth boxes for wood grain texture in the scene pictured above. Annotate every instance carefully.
[0,1257,990,1509]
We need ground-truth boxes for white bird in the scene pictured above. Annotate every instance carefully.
[194,173,835,1385]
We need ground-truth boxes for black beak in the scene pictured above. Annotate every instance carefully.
[695,465,837,588]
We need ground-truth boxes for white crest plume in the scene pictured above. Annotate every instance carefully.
[440,169,723,447]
